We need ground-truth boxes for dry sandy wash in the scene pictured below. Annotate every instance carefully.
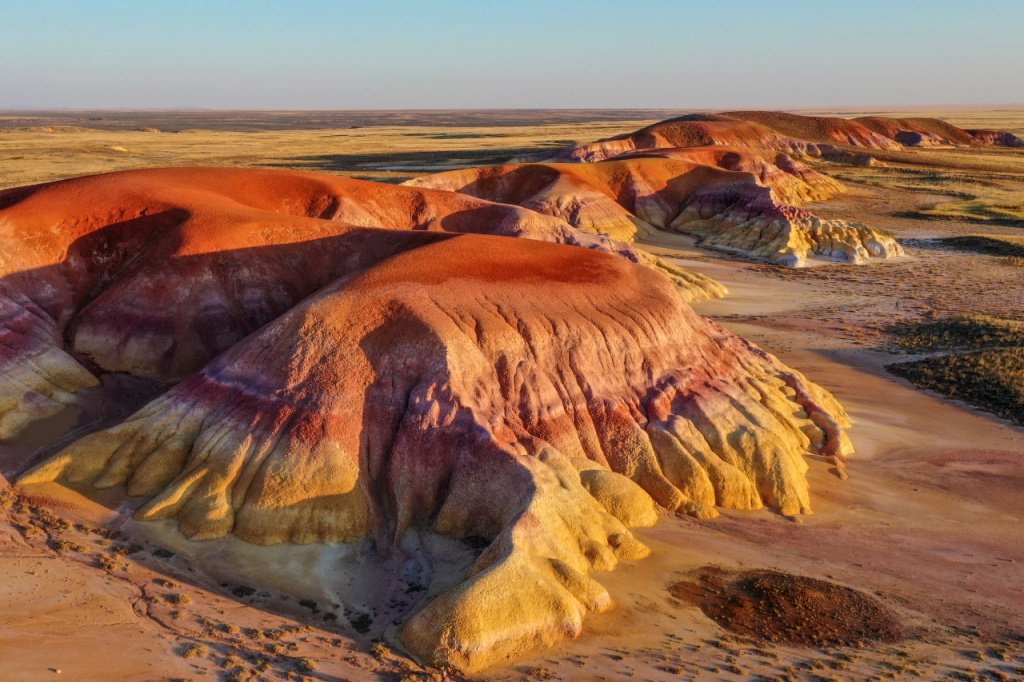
[2,110,1023,678]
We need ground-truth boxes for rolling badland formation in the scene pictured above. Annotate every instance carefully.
[0,167,716,442]
[410,111,1020,267]
[3,110,1024,677]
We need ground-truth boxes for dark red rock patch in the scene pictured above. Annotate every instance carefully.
[670,566,902,647]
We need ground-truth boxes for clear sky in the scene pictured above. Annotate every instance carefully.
[1,0,1022,109]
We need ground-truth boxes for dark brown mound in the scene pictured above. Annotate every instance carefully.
[670,566,902,647]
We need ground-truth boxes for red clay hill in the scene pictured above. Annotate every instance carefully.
[408,112,1020,267]
[555,111,1024,163]
[0,167,718,442]
[6,166,853,672]
[407,154,900,265]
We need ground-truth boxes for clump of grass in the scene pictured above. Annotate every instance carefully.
[33,507,71,532]
[225,668,256,682]
[294,657,317,673]
[49,538,88,553]
[14,523,44,539]
[97,555,128,572]
[889,315,1024,424]
[221,654,245,669]
[168,593,192,605]
[180,642,208,659]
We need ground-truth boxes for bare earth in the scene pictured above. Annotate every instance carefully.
[2,108,1023,681]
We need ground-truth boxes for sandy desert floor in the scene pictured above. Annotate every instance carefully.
[2,108,1023,681]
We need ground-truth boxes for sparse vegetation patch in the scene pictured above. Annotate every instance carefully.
[180,642,208,659]
[889,315,1024,424]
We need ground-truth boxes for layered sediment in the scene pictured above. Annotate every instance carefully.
[22,234,852,672]
[552,111,1024,163]
[0,167,721,440]
[408,157,901,266]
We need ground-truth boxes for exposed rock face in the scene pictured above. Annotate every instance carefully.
[407,157,902,266]
[552,114,804,163]
[0,167,720,440]
[855,116,1024,149]
[498,112,975,267]
[22,233,852,672]
[552,112,904,163]
[853,116,976,147]
[675,182,900,266]
[552,112,1024,163]
[721,111,904,150]
[408,158,751,242]
[967,129,1024,148]
[614,146,846,206]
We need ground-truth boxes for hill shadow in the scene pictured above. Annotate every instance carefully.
[266,145,553,176]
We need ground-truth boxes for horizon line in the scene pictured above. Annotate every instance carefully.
[3,104,1024,114]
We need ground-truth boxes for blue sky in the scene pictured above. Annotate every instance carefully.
[1,0,1022,109]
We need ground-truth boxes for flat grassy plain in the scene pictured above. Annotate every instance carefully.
[828,153,1024,228]
[5,106,1023,193]
[0,110,679,188]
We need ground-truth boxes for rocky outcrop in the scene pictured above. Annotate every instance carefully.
[674,182,900,266]
[551,112,904,163]
[408,158,738,242]
[408,157,902,267]
[552,114,803,162]
[853,116,975,147]
[856,116,1024,148]
[0,166,729,438]
[22,233,852,672]
[0,168,721,440]
[722,111,903,150]
[614,146,845,206]
[552,111,1024,163]
[967,129,1024,148]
